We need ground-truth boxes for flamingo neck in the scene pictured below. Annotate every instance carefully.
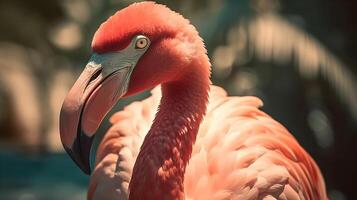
[129,58,210,200]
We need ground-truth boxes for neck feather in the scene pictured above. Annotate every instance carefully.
[129,57,210,200]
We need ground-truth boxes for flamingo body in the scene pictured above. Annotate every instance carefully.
[59,2,328,200]
[89,86,327,200]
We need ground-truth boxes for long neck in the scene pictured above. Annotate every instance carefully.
[129,58,210,200]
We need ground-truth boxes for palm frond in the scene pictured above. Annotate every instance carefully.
[213,13,357,119]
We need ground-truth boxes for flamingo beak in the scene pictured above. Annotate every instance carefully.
[59,53,136,174]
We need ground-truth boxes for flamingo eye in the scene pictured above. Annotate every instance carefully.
[135,37,149,49]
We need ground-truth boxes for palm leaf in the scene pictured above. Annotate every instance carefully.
[212,13,357,119]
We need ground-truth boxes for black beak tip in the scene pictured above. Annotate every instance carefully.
[64,146,91,175]
[63,133,94,175]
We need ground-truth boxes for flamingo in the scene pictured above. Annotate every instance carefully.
[59,2,328,200]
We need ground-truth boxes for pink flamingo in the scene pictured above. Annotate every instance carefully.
[60,2,328,200]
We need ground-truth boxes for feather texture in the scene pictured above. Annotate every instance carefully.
[88,85,327,200]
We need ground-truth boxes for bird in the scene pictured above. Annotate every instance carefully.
[59,2,328,200]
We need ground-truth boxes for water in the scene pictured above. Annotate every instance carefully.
[0,152,88,200]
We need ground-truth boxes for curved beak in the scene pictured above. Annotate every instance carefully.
[60,53,135,174]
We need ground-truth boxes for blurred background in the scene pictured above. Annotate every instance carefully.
[0,0,356,199]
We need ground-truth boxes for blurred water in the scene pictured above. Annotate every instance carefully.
[0,152,88,200]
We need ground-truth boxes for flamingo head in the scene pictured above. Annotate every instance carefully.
[59,2,205,174]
